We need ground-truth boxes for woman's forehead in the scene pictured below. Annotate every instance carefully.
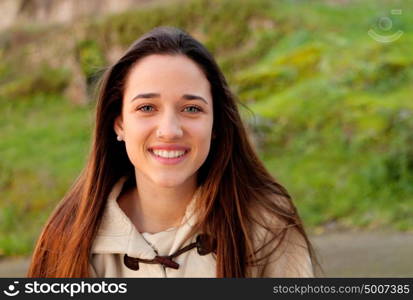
[123,54,211,100]
[126,54,209,90]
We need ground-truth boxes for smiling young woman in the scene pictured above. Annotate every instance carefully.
[27,27,317,278]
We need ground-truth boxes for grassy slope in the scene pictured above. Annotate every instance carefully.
[0,0,412,256]
[238,0,413,230]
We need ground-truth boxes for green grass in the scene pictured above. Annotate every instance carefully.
[1,0,413,256]
[234,0,413,231]
[0,95,92,255]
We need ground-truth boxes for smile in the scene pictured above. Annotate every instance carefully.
[148,148,190,165]
[152,149,187,158]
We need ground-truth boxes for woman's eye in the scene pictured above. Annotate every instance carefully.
[183,106,202,113]
[137,105,155,112]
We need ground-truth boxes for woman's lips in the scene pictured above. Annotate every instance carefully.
[148,148,190,165]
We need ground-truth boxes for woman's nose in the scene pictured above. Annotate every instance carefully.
[156,112,183,140]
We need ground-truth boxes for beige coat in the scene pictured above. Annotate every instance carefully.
[89,177,314,277]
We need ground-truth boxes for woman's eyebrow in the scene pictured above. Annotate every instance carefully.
[182,94,208,104]
[130,93,160,102]
[131,93,208,104]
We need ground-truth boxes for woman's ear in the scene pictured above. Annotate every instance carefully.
[114,115,124,140]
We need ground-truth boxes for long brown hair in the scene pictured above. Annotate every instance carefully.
[28,26,317,277]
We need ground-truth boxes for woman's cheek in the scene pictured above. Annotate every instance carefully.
[189,119,213,156]
[123,118,153,164]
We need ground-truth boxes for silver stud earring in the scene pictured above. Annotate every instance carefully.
[156,130,163,138]
[117,135,123,142]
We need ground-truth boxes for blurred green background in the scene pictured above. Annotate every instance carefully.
[1,0,412,257]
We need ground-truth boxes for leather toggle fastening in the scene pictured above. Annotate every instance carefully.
[195,233,217,255]
[153,256,180,269]
[124,234,216,271]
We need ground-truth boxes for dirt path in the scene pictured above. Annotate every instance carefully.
[311,230,413,277]
[1,231,412,277]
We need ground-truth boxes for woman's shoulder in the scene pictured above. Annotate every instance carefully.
[248,195,314,277]
[248,193,294,234]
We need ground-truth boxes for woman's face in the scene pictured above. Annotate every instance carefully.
[114,54,213,188]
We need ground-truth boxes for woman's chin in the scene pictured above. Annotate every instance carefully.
[152,176,188,189]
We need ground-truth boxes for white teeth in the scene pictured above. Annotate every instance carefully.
[152,149,186,158]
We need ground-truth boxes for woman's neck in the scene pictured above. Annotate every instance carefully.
[119,173,197,234]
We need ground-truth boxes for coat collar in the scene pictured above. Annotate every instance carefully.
[91,176,200,259]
